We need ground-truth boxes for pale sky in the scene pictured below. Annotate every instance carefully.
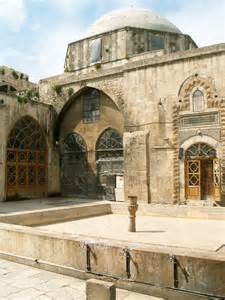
[0,0,224,82]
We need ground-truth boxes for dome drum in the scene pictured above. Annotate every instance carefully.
[64,8,197,73]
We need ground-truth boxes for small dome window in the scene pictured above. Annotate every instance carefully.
[151,35,164,51]
[192,89,204,112]
[90,38,102,63]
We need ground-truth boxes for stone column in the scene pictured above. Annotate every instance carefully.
[128,196,138,232]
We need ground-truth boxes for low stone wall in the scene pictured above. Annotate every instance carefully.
[0,221,224,299]
[111,202,225,220]
[0,202,111,226]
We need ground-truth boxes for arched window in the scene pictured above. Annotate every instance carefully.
[186,143,216,158]
[6,116,47,197]
[96,128,123,160]
[0,83,17,93]
[96,128,123,200]
[61,132,88,195]
[192,89,204,112]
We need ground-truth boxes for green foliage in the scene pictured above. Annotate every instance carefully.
[67,87,74,97]
[95,62,101,69]
[0,68,5,75]
[12,70,19,79]
[53,85,62,95]
[16,88,39,104]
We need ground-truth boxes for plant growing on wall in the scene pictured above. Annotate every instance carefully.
[12,70,19,79]
[0,68,5,75]
[16,88,39,104]
[67,87,74,97]
[52,84,62,95]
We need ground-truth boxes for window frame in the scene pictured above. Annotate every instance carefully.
[191,87,205,112]
[82,89,101,123]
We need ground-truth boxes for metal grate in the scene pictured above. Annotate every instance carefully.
[83,89,100,123]
[186,143,216,158]
[96,128,123,200]
[61,132,88,195]
[6,116,47,197]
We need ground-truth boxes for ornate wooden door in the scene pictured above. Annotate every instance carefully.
[201,160,213,200]
[186,160,201,200]
[213,159,220,199]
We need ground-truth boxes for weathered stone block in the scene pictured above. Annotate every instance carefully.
[86,279,116,300]
[124,131,150,203]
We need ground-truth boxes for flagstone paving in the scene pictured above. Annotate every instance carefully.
[0,259,161,300]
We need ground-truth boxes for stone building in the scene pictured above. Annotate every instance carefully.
[1,8,225,205]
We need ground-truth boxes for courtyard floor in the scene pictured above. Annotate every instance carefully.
[37,214,225,252]
[0,259,160,300]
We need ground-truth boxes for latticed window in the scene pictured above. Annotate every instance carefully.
[186,143,216,158]
[96,128,123,160]
[192,89,204,112]
[83,89,100,123]
[6,116,47,197]
[63,132,86,154]
[61,132,88,195]
[96,128,123,200]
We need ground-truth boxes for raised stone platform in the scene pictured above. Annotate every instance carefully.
[36,214,225,252]
[0,200,225,299]
[111,202,225,220]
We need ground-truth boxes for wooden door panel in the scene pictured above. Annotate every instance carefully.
[213,159,220,200]
[186,160,201,200]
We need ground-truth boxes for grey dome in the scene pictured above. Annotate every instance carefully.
[86,8,182,37]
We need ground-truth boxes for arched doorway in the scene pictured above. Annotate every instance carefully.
[96,128,123,200]
[61,132,88,196]
[185,143,220,200]
[6,116,47,198]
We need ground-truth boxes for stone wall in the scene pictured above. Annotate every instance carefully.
[39,44,225,204]
[0,94,58,201]
[64,27,196,73]
[124,131,150,203]
[0,66,35,91]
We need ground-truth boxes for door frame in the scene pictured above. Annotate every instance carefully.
[185,157,218,200]
[179,135,221,203]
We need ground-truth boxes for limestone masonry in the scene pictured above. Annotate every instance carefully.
[0,7,225,206]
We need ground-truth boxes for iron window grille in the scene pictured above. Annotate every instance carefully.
[83,89,101,123]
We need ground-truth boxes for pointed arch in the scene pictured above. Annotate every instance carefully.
[178,75,218,111]
[54,86,121,142]
[96,127,123,159]
[6,116,47,198]
[96,128,123,200]
[61,132,89,196]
